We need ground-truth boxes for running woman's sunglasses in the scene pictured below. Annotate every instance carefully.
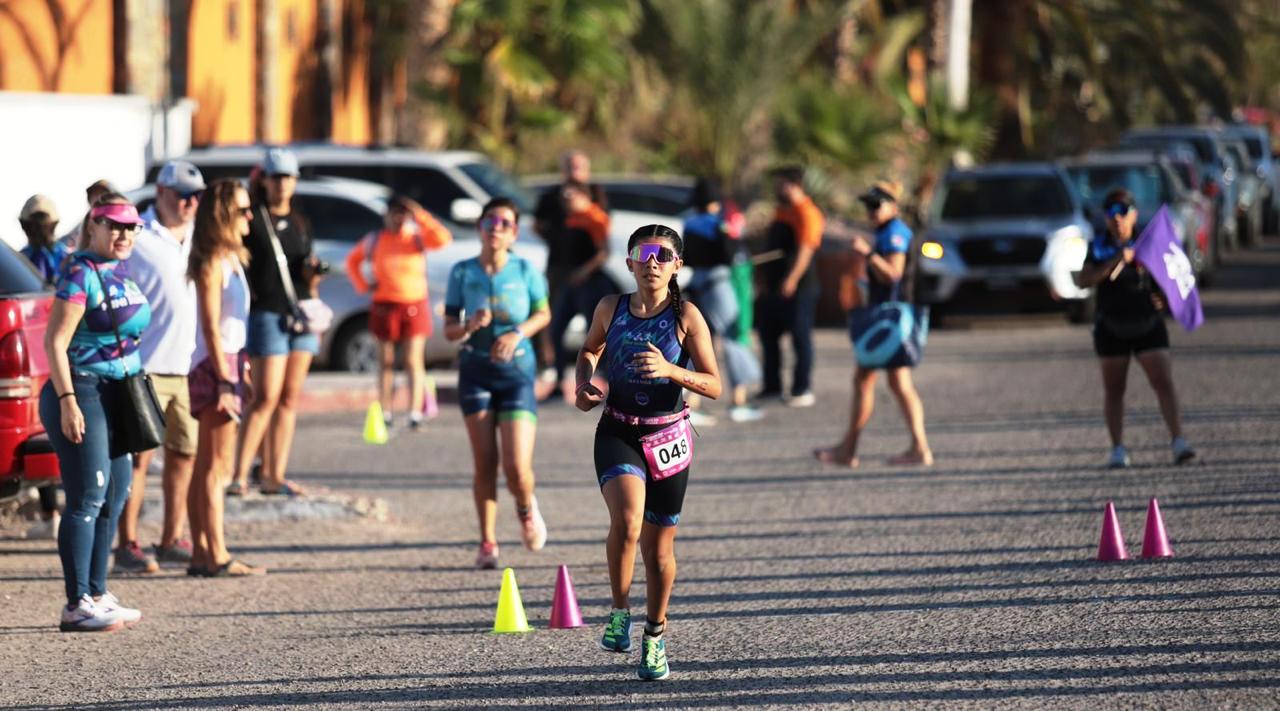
[481,215,516,231]
[629,244,678,264]
[1105,202,1133,218]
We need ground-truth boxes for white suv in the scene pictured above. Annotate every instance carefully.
[150,144,537,226]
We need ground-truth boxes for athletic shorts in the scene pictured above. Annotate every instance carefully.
[594,416,690,527]
[457,353,537,419]
[148,374,197,456]
[370,299,432,343]
[246,310,320,357]
[1093,319,1169,358]
[188,352,248,418]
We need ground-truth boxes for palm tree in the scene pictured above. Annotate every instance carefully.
[637,0,860,193]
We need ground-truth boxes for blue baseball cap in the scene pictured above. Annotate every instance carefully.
[156,160,206,196]
[262,147,300,177]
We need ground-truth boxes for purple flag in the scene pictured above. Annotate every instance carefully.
[1133,205,1204,332]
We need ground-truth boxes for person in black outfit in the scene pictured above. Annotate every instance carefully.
[755,166,824,407]
[231,148,323,496]
[1075,188,1196,468]
[533,150,607,398]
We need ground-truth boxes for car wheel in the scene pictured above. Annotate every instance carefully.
[333,316,379,373]
[1065,294,1095,324]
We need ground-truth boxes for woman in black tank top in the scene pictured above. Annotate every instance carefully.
[573,225,722,681]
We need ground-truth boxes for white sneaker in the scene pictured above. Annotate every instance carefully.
[519,497,547,551]
[27,511,60,540]
[59,595,124,633]
[728,405,765,423]
[787,392,816,408]
[687,410,717,427]
[1107,445,1131,469]
[94,591,142,627]
[1171,437,1196,465]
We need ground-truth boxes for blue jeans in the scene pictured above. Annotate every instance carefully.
[38,374,133,605]
[756,285,818,396]
[688,267,761,390]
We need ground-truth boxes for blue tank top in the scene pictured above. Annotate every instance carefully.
[603,294,690,416]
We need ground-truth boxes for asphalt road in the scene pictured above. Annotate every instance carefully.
[3,241,1278,709]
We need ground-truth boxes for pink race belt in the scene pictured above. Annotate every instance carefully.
[603,405,688,426]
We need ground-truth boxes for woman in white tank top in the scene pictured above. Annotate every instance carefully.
[185,180,264,577]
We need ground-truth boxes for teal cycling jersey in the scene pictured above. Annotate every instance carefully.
[444,255,549,356]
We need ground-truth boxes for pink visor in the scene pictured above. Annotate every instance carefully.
[90,203,144,225]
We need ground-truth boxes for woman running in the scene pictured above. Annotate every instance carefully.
[574,224,722,681]
[444,198,551,569]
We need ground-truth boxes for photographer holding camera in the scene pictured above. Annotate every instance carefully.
[230,148,324,497]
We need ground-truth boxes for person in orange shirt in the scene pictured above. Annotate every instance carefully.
[345,196,452,430]
[546,181,618,397]
[756,166,824,408]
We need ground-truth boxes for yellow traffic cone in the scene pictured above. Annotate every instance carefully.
[363,402,388,445]
[492,567,532,633]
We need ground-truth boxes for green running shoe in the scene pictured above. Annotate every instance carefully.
[638,635,670,681]
[599,609,632,652]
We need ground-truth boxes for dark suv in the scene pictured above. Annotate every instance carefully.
[0,242,58,502]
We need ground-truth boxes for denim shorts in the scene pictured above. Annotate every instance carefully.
[246,309,320,357]
[456,350,537,419]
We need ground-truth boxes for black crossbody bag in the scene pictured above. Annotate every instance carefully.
[89,261,166,458]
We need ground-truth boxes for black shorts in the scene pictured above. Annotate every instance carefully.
[1093,319,1169,357]
[594,417,690,527]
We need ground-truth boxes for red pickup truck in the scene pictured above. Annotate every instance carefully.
[1,242,59,502]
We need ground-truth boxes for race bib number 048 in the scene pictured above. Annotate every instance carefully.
[640,417,694,481]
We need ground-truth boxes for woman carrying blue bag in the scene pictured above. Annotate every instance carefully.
[815,180,933,468]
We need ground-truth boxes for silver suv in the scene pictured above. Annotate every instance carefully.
[919,163,1094,322]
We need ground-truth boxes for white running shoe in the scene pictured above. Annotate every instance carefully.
[1107,445,1131,469]
[60,595,124,633]
[687,410,718,427]
[787,392,816,408]
[27,511,60,540]
[728,405,765,423]
[94,591,142,627]
[519,497,547,551]
[475,541,499,569]
[1171,437,1196,465]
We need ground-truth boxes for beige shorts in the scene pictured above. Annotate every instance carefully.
[150,374,198,456]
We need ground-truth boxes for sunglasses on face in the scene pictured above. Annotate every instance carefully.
[481,215,516,231]
[1105,203,1133,218]
[237,205,254,218]
[93,218,139,235]
[862,199,884,212]
[629,244,678,265]
[178,191,203,203]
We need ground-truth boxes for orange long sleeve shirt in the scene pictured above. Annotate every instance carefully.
[345,208,453,304]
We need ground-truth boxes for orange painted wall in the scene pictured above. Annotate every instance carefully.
[331,0,370,145]
[0,0,112,93]
[266,0,314,142]
[188,0,256,144]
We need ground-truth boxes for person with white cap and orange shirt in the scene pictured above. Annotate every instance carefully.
[115,160,206,574]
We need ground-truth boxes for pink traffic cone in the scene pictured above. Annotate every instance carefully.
[1141,498,1175,558]
[1096,501,1130,561]
[548,564,584,629]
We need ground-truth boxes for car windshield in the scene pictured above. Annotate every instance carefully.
[1,243,48,296]
[1125,134,1215,164]
[1066,165,1171,215]
[1237,135,1267,160]
[938,175,1073,220]
[458,161,534,214]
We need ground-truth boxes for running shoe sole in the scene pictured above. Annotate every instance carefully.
[60,619,125,633]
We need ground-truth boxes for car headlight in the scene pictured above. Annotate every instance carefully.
[921,241,944,260]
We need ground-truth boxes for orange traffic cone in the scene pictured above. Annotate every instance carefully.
[1141,498,1174,558]
[1096,501,1129,561]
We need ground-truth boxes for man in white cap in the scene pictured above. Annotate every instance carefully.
[116,160,206,574]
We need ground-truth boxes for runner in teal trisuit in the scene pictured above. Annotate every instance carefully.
[574,224,722,681]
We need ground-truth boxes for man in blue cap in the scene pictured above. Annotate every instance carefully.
[116,160,207,574]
